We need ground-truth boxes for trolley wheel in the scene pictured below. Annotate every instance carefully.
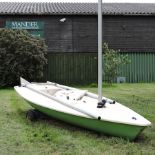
[26,109,39,121]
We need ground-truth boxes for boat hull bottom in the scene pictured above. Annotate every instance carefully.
[28,102,145,141]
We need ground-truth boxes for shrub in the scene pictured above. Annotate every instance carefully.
[103,43,130,84]
[0,28,47,87]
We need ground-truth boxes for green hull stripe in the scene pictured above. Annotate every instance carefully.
[29,102,145,141]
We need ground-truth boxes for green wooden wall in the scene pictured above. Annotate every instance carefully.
[44,52,155,84]
[119,53,155,83]
[45,53,98,84]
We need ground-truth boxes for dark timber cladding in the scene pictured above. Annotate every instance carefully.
[1,15,155,52]
[103,16,155,52]
[0,15,98,53]
[73,15,155,53]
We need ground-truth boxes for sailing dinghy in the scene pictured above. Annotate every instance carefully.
[14,77,151,141]
[14,0,151,140]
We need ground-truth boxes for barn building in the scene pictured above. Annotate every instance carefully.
[0,2,155,84]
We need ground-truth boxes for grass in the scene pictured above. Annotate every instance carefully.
[0,83,155,155]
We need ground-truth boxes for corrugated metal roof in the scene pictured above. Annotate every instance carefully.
[0,2,155,15]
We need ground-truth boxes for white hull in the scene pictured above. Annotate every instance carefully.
[14,78,151,127]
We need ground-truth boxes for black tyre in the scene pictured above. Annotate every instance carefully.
[26,109,38,121]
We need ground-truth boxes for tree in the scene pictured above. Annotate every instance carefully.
[0,28,47,87]
[103,43,130,84]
